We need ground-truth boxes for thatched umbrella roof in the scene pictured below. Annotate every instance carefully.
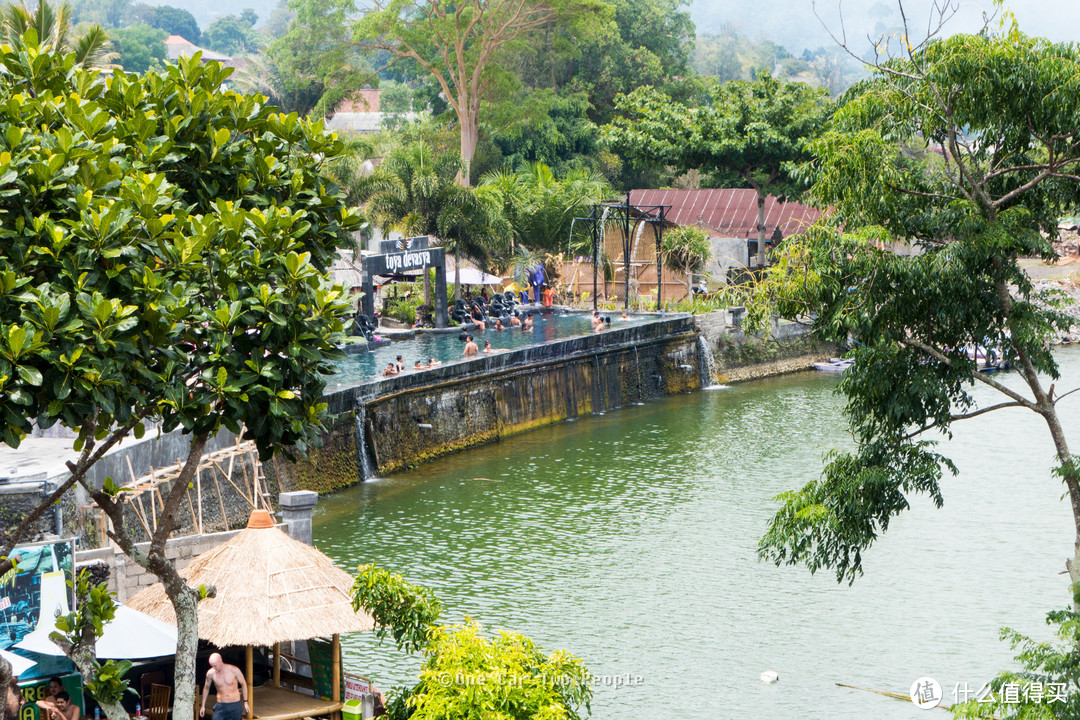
[126,510,373,647]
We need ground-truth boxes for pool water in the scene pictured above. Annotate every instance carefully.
[330,311,649,385]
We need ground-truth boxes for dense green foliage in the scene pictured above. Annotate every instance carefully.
[351,565,590,720]
[753,26,1080,587]
[202,11,257,55]
[480,161,608,253]
[0,42,359,456]
[1,0,117,67]
[351,563,443,654]
[403,620,592,720]
[110,22,166,72]
[132,4,201,42]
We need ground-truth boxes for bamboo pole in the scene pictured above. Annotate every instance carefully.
[196,467,203,534]
[331,634,341,719]
[212,458,256,508]
[273,643,281,687]
[245,646,254,720]
[210,463,228,531]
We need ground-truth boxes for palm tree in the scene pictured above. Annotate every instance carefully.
[480,161,608,254]
[661,225,711,299]
[1,0,117,68]
[359,141,510,301]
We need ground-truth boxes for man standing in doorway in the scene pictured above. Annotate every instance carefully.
[200,653,249,720]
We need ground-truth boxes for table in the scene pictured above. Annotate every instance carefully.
[207,685,343,720]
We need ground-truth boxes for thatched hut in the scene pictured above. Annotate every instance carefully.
[127,510,373,720]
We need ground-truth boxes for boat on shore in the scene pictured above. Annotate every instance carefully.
[814,358,853,373]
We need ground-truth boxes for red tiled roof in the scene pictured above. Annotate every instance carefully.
[334,89,381,113]
[629,188,821,239]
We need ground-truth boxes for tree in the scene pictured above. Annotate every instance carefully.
[752,13,1080,616]
[360,141,509,299]
[602,71,831,267]
[252,3,372,118]
[202,14,255,54]
[132,4,201,43]
[1,0,117,67]
[110,22,166,72]
[350,564,592,720]
[479,160,608,253]
[346,0,602,185]
[0,39,360,720]
[661,225,709,298]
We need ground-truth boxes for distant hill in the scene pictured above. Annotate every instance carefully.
[688,0,1080,55]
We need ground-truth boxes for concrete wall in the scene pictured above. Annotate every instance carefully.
[693,309,838,383]
[272,317,704,483]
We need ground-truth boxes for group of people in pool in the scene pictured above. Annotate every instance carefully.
[379,310,633,377]
[381,354,444,377]
[468,311,533,332]
[592,309,630,332]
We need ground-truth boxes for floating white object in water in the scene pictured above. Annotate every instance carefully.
[704,384,731,390]
[760,670,779,684]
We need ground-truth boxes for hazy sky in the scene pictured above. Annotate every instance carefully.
[689,0,1080,53]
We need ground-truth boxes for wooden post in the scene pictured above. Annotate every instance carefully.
[331,634,341,720]
[245,646,254,720]
[273,643,281,687]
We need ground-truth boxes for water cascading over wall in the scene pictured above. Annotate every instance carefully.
[319,316,707,478]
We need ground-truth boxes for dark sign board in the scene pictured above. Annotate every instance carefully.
[378,236,429,255]
[369,246,442,275]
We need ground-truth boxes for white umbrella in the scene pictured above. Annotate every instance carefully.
[455,267,503,285]
[0,648,36,676]
[16,605,177,660]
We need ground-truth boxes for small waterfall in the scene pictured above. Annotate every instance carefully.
[632,345,645,403]
[697,334,716,388]
[355,403,376,481]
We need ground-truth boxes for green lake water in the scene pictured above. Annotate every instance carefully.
[313,348,1080,718]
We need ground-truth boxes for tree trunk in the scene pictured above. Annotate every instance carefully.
[459,120,477,187]
[165,579,201,720]
[53,633,128,720]
[454,247,461,302]
[756,192,767,268]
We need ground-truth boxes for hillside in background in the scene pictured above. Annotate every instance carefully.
[689,0,1080,56]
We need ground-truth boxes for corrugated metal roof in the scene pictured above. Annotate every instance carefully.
[629,189,821,239]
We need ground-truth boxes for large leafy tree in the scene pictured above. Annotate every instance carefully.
[131,3,201,43]
[602,72,831,267]
[753,17,1080,613]
[110,22,166,72]
[249,2,371,118]
[343,0,603,185]
[0,36,360,720]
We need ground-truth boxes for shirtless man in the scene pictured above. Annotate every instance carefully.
[463,336,478,357]
[200,653,249,720]
[37,692,79,720]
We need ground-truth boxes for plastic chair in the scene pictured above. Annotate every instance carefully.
[147,684,171,720]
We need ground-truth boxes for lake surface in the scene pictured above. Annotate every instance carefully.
[314,348,1080,718]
